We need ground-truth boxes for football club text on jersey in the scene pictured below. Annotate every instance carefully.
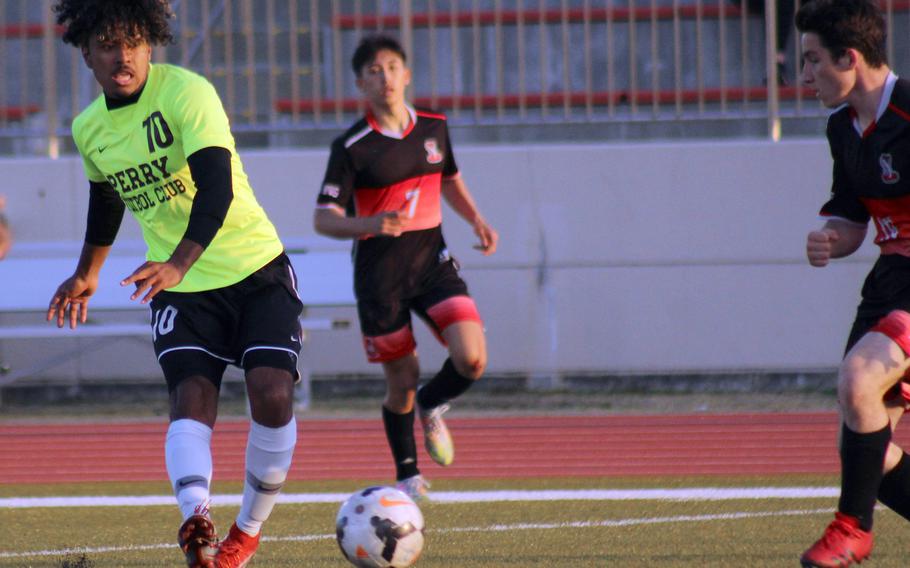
[104,156,187,213]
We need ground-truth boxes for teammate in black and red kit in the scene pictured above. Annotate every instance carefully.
[314,34,498,500]
[798,0,910,565]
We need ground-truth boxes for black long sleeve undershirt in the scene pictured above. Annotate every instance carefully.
[85,181,125,247]
[83,147,232,250]
[183,146,233,249]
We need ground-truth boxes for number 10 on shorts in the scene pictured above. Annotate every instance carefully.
[152,305,178,340]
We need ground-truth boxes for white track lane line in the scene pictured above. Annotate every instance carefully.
[0,486,839,509]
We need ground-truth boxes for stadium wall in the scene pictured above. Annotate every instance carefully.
[0,139,877,385]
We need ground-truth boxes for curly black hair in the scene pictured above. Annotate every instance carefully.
[53,0,174,48]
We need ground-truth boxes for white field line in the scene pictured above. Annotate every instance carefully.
[0,506,836,560]
[0,486,840,509]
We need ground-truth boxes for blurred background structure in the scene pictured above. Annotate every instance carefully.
[1,0,908,400]
[3,0,909,155]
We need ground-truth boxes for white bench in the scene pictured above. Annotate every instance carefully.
[0,241,355,406]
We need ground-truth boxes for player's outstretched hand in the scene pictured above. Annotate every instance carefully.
[472,217,498,256]
[47,274,97,329]
[806,228,839,267]
[121,260,186,304]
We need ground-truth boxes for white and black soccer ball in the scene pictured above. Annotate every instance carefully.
[335,486,425,567]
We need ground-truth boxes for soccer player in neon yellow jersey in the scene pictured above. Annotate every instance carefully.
[48,2,301,566]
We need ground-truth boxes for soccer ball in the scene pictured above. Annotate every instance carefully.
[335,486,425,567]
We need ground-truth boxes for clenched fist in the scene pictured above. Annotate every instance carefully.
[806,228,840,267]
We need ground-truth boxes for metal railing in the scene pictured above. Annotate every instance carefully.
[2,0,909,155]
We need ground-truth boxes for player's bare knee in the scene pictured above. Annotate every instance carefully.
[248,388,294,426]
[264,384,295,408]
[453,355,485,381]
[171,376,219,425]
[247,372,294,418]
[383,387,416,413]
[837,366,882,413]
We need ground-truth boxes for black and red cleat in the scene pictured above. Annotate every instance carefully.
[178,514,218,568]
[801,512,873,567]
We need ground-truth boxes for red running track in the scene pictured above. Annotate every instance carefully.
[1,412,899,484]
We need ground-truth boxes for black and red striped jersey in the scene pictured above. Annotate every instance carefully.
[317,105,461,299]
[821,75,910,256]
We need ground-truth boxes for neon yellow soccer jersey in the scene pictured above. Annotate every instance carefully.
[71,63,283,292]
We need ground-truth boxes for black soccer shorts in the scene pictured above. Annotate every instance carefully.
[149,253,304,391]
[356,258,481,363]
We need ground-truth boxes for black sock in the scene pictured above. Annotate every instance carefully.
[416,358,475,410]
[878,451,910,521]
[382,405,419,481]
[838,423,891,531]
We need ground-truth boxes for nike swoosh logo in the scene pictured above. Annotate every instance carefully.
[380,495,412,507]
[98,145,108,153]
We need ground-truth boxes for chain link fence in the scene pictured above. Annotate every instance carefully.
[2,0,909,154]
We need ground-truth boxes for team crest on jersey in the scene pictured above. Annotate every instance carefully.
[424,138,443,164]
[880,154,901,184]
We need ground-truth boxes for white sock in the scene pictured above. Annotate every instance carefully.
[236,417,297,536]
[165,419,214,521]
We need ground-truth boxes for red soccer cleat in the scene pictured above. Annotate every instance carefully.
[214,522,261,568]
[178,514,218,568]
[801,512,873,567]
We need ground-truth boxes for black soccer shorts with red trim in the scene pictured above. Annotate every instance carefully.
[149,253,304,391]
[357,258,482,363]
